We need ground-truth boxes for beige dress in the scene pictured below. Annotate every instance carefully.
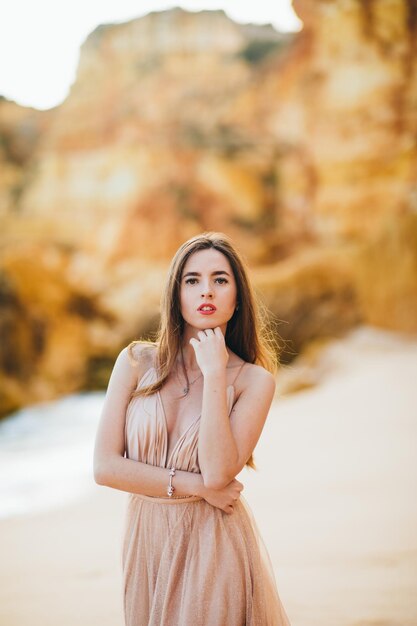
[122,364,291,626]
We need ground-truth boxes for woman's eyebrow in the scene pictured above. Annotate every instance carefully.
[182,270,231,278]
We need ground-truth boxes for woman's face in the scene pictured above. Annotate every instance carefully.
[179,248,238,332]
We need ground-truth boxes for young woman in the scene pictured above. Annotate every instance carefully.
[94,232,291,625]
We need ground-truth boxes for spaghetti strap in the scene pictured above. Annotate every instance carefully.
[129,365,154,395]
[231,361,246,386]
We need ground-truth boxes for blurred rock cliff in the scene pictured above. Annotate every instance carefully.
[1,2,416,416]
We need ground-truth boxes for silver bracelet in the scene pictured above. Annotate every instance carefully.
[167,467,176,497]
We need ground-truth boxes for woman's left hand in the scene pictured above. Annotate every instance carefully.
[189,327,229,375]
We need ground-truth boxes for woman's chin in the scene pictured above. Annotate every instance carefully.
[184,316,229,332]
[196,321,217,329]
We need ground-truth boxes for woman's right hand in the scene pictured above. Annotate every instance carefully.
[201,478,244,514]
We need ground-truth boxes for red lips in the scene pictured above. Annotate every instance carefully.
[197,303,217,311]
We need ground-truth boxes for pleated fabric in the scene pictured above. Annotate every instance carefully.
[122,366,291,626]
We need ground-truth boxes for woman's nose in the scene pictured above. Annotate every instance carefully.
[201,285,213,297]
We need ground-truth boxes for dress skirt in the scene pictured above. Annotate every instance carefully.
[121,492,291,626]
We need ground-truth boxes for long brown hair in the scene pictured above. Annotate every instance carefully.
[127,231,281,470]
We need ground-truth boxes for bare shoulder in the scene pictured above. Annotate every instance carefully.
[243,362,275,386]
[125,340,158,370]
[234,359,276,397]
[228,360,277,427]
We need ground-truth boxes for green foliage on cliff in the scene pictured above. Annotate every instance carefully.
[237,38,288,65]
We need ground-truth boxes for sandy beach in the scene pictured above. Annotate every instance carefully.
[0,325,416,626]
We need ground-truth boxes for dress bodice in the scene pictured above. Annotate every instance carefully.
[125,366,237,472]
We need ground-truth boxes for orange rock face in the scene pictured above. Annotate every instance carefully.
[0,4,416,415]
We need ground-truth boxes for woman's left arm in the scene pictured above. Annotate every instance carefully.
[198,364,276,489]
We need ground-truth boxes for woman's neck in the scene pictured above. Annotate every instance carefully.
[178,344,200,372]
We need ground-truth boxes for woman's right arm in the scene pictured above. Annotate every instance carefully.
[93,346,244,512]
[93,346,206,498]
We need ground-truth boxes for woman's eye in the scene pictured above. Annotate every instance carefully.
[184,277,228,285]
